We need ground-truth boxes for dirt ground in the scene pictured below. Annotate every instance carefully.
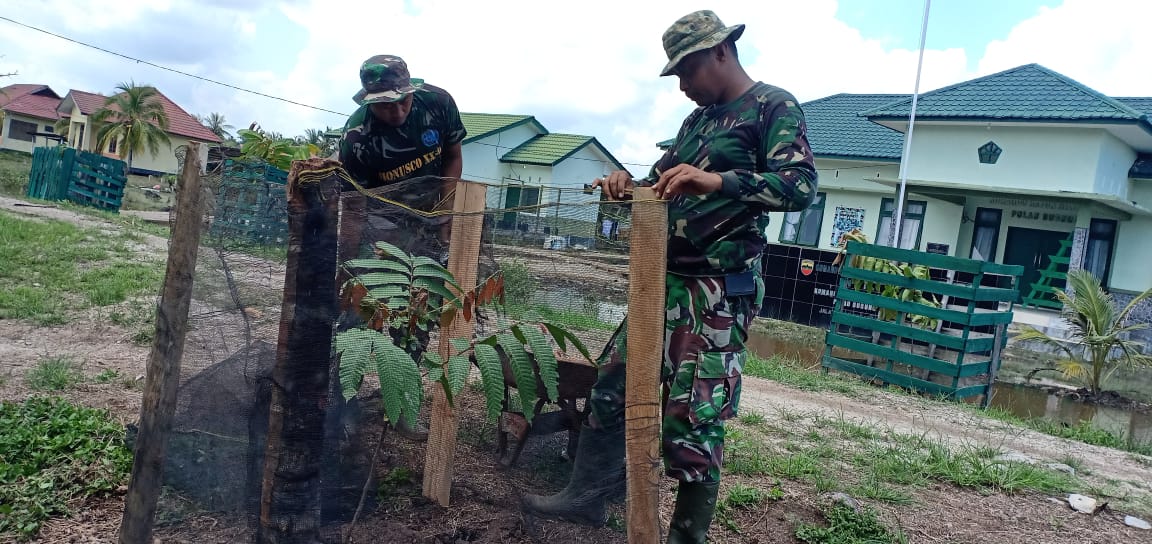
[2,199,1152,543]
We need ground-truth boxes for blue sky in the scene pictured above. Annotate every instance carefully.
[837,0,1062,68]
[0,0,1147,175]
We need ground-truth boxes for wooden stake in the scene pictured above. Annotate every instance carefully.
[118,145,205,544]
[422,180,487,506]
[625,187,666,544]
[257,159,343,543]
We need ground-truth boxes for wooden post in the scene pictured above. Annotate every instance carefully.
[257,159,343,543]
[422,180,487,506]
[118,145,205,544]
[624,187,666,544]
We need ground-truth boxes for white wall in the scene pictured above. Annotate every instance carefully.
[0,114,56,153]
[116,136,205,175]
[1094,132,1137,198]
[461,123,540,185]
[904,124,1121,196]
[1111,182,1152,292]
[814,158,900,191]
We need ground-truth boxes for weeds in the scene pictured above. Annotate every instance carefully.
[24,356,84,391]
[795,503,907,544]
[0,397,132,540]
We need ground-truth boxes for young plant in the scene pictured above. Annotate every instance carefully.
[334,241,592,431]
[1015,268,1152,396]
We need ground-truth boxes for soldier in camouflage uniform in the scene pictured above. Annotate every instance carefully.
[337,55,468,442]
[521,10,818,543]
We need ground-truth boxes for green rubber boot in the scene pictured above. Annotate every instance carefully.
[520,424,625,526]
[667,481,721,544]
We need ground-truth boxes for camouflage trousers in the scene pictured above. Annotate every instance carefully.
[587,271,764,483]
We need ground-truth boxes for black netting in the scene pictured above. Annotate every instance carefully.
[144,158,638,542]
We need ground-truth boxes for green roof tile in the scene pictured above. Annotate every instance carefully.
[801,93,908,160]
[460,112,542,143]
[500,133,625,170]
[861,64,1147,123]
[1117,97,1152,117]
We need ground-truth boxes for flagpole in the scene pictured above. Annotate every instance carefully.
[892,0,931,247]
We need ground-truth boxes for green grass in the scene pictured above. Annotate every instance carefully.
[504,303,617,332]
[24,356,84,391]
[795,503,908,544]
[0,211,165,325]
[0,397,132,540]
[979,405,1152,457]
[744,355,865,396]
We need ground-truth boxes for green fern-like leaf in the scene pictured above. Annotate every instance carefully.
[543,322,594,364]
[375,340,422,428]
[413,277,457,303]
[358,272,412,288]
[369,285,410,305]
[520,325,559,402]
[344,259,411,274]
[447,355,470,397]
[498,333,538,422]
[451,337,472,355]
[335,328,383,400]
[414,263,463,293]
[374,241,413,265]
[473,343,506,421]
[423,352,444,383]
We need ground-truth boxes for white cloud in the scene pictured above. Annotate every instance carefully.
[977,0,1152,96]
[0,0,1147,180]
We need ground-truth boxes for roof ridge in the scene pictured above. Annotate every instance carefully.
[857,64,1040,116]
[1027,64,1144,118]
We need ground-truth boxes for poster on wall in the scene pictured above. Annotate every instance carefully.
[830,206,866,246]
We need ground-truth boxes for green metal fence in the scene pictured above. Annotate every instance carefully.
[822,241,1024,407]
[26,146,128,212]
[207,159,290,246]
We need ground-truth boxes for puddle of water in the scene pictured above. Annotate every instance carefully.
[532,288,1151,446]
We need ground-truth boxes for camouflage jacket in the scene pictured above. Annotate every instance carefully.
[644,81,818,277]
[338,84,467,190]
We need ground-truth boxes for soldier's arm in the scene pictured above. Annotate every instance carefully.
[716,100,818,212]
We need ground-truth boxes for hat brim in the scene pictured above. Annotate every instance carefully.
[354,78,425,106]
[659,24,745,77]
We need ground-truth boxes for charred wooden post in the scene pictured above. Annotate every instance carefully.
[257,159,343,543]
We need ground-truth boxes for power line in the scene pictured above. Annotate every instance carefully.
[0,15,350,117]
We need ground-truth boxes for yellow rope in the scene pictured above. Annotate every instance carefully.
[294,162,664,219]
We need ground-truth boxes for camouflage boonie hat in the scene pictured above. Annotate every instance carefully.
[353,55,425,105]
[660,10,745,77]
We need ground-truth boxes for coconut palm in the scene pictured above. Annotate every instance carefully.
[90,81,171,173]
[196,112,234,141]
[1015,269,1152,396]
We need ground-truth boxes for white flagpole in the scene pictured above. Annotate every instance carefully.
[892,0,932,247]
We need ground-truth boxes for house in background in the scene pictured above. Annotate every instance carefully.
[459,112,627,246]
[0,83,220,175]
[0,84,66,152]
[671,63,1152,343]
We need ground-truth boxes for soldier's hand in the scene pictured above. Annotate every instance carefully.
[652,164,722,199]
[592,170,634,200]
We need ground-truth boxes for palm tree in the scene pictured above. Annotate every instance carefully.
[90,81,171,173]
[1015,269,1152,396]
[196,112,234,142]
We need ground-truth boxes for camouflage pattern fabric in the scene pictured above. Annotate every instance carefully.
[587,272,763,483]
[642,81,818,277]
[338,85,467,190]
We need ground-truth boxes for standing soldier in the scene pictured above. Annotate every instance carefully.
[520,10,818,543]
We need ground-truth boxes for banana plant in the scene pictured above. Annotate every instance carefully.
[833,228,940,329]
[334,241,592,430]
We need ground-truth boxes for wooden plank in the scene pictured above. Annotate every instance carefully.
[840,266,1018,302]
[422,180,487,507]
[623,186,665,544]
[837,289,972,325]
[826,333,966,377]
[830,311,966,351]
[256,159,343,543]
[117,145,205,544]
[823,356,957,396]
[845,241,985,273]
